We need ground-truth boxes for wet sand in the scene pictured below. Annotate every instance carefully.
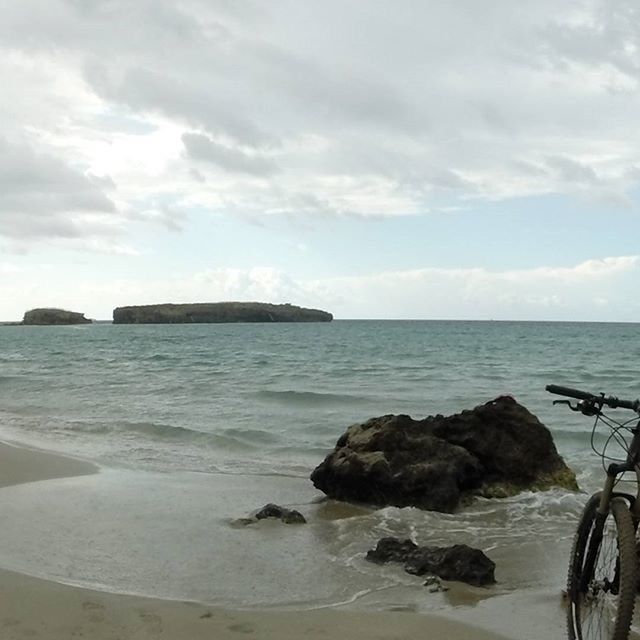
[0,567,518,640]
[0,440,97,488]
[0,440,521,639]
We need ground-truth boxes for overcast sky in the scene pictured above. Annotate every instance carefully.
[1,0,640,320]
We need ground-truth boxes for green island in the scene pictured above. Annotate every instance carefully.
[112,302,333,324]
[21,308,92,325]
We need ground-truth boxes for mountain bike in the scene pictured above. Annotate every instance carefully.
[547,384,640,640]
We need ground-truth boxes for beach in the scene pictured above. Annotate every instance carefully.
[0,438,559,640]
[0,321,600,639]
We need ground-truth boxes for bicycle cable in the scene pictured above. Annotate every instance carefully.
[590,412,638,486]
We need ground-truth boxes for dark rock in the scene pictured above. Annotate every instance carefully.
[112,302,332,324]
[254,503,307,524]
[22,308,92,325]
[366,537,495,587]
[310,396,577,512]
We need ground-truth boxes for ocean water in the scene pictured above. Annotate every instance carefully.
[0,320,639,617]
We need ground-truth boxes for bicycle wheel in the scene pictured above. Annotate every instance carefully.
[567,493,636,640]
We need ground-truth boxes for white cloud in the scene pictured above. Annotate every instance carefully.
[0,1,638,323]
[0,137,122,242]
[1,0,640,249]
[181,132,279,176]
[1,255,637,322]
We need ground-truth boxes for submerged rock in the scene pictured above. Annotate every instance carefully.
[366,537,495,587]
[237,503,307,525]
[310,396,577,513]
[423,575,448,592]
[255,503,306,524]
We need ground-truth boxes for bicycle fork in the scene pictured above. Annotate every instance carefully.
[580,463,636,596]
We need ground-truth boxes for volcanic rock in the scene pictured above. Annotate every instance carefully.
[310,396,577,512]
[366,537,495,587]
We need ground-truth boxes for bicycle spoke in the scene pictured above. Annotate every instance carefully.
[567,497,635,640]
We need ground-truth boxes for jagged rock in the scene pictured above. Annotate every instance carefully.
[310,396,577,512]
[366,537,495,587]
[112,302,332,324]
[22,308,92,325]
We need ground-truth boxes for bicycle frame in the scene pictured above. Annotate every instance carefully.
[579,419,640,595]
[547,384,640,639]
[596,419,640,519]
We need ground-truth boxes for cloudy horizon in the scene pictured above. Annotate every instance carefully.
[2,0,640,321]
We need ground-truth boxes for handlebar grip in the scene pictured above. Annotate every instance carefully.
[545,385,594,400]
[546,384,640,412]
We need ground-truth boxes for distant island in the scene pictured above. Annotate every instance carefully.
[112,302,333,324]
[22,308,92,325]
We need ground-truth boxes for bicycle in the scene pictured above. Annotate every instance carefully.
[547,384,640,640]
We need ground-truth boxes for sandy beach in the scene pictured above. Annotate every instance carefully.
[0,567,516,640]
[0,440,533,640]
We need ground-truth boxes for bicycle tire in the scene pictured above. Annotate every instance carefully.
[567,494,636,640]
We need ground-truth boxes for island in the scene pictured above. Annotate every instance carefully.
[22,308,92,325]
[112,302,333,324]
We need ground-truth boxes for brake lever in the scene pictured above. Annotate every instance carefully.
[553,399,602,416]
[553,399,581,412]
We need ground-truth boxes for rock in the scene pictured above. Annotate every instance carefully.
[423,575,448,592]
[310,396,577,512]
[241,503,307,525]
[22,308,92,325]
[112,302,332,324]
[255,503,307,524]
[366,537,495,587]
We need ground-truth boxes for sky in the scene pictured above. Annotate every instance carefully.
[1,0,640,321]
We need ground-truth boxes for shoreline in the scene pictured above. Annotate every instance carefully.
[0,566,515,640]
[0,438,527,639]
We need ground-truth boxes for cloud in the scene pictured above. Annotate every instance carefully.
[84,63,274,148]
[1,255,637,322]
[310,256,640,319]
[1,0,640,236]
[539,1,640,83]
[0,137,119,241]
[181,132,278,176]
[545,155,599,185]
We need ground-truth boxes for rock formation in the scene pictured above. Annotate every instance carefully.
[112,302,333,324]
[366,537,495,587]
[236,503,307,525]
[22,308,92,325]
[310,396,577,513]
[254,503,307,524]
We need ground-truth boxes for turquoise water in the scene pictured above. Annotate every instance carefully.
[1,320,639,477]
[0,320,639,612]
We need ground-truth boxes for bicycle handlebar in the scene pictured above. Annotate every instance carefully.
[546,384,640,413]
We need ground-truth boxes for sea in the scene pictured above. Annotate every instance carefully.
[0,320,639,628]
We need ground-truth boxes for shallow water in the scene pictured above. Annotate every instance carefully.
[0,320,638,611]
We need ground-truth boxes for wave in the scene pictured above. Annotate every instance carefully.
[145,354,174,362]
[222,427,280,445]
[256,389,367,406]
[0,354,26,362]
[65,420,206,441]
[62,420,281,451]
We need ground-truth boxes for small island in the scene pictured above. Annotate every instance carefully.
[112,302,333,324]
[22,308,92,325]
